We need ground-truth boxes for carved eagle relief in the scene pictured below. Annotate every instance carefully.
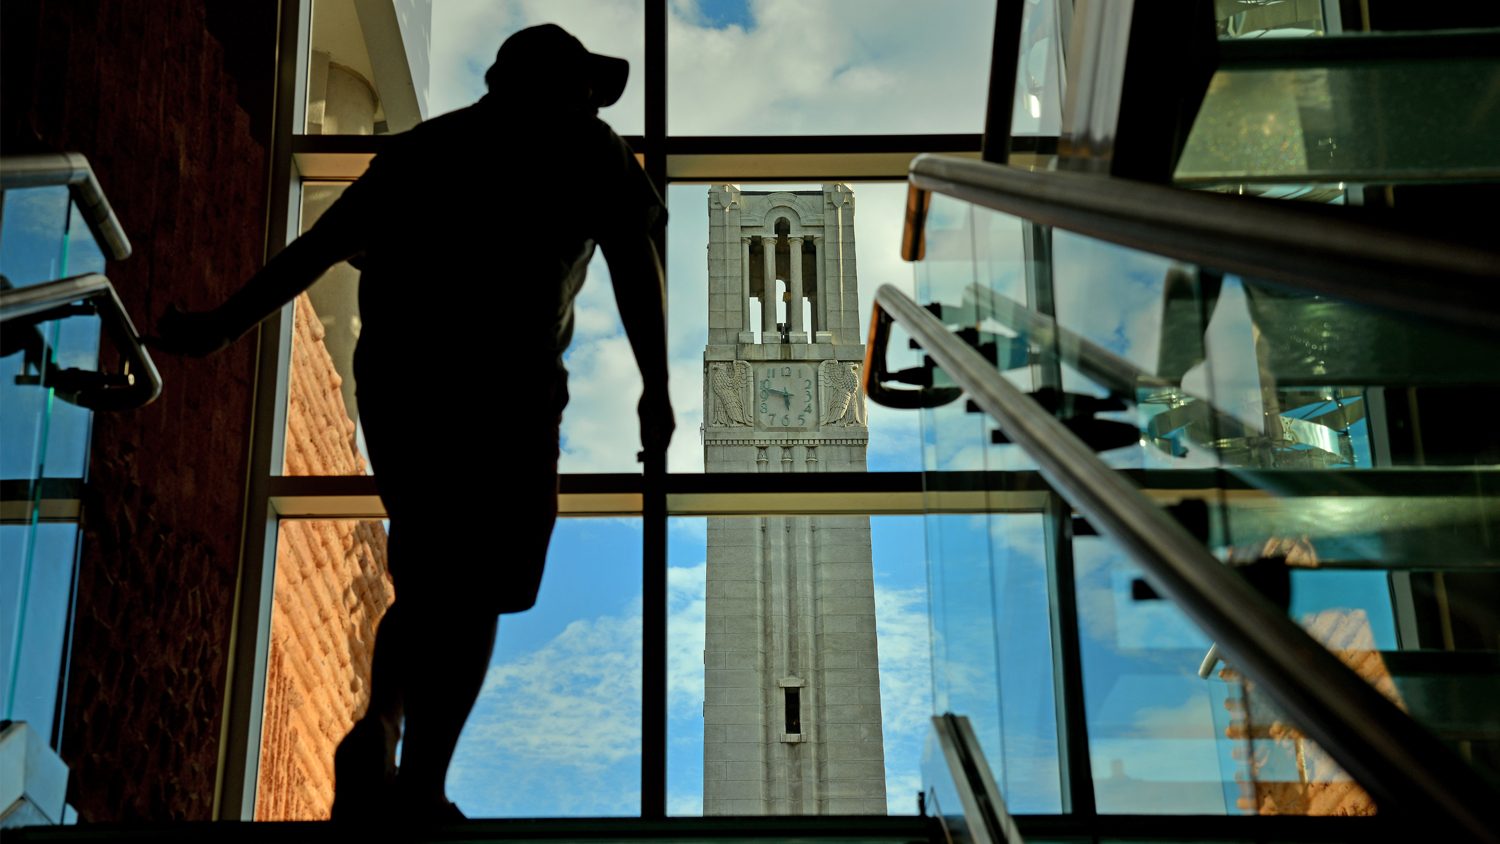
[819,360,865,426]
[709,361,754,426]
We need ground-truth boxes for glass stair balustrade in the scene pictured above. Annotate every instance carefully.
[900,185,1500,837]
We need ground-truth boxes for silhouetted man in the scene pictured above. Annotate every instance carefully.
[152,24,672,822]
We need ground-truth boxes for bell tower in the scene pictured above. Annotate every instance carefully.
[700,184,886,814]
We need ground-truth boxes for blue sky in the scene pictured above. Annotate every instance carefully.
[689,0,753,31]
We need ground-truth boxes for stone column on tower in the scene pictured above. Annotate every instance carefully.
[788,235,806,343]
[761,236,779,341]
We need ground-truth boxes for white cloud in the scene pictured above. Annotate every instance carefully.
[428,0,646,133]
[666,560,708,715]
[666,0,991,135]
[449,599,642,815]
[559,333,644,472]
[874,583,933,812]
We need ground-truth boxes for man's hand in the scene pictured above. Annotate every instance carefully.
[144,305,232,357]
[638,383,675,460]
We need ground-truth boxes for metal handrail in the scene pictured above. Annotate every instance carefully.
[902,155,1500,332]
[1,153,132,261]
[1,274,161,411]
[866,283,1499,842]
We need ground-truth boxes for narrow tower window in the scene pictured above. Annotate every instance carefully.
[784,687,802,735]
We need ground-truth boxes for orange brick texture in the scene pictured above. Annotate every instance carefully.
[253,295,393,821]
[1221,608,1394,816]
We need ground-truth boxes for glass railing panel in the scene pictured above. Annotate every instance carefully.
[926,512,1065,814]
[1215,0,1334,39]
[0,185,73,288]
[2,185,73,495]
[1011,0,1067,137]
[907,186,1500,819]
[304,1,644,136]
[0,188,103,755]
[1176,59,1500,185]
[0,521,80,742]
[1074,536,1380,816]
[38,200,106,481]
[917,194,1066,812]
[255,517,642,820]
[666,514,930,817]
[917,192,1040,474]
[916,194,1500,796]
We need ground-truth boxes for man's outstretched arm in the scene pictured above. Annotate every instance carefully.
[602,232,674,459]
[149,191,368,356]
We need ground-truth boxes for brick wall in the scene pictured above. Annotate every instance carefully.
[1,1,276,821]
[255,296,392,821]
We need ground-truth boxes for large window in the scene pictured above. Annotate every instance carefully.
[231,0,1000,823]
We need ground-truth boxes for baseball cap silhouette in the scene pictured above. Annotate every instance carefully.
[484,24,629,109]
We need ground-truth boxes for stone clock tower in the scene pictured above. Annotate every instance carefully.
[701,184,886,815]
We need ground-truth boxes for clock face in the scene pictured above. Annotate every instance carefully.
[758,364,816,429]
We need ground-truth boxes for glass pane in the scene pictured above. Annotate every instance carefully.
[1215,0,1333,39]
[306,0,644,136]
[1177,60,1500,185]
[667,4,994,135]
[1,191,104,485]
[256,519,391,820]
[257,517,642,819]
[665,182,921,474]
[0,185,72,288]
[1011,0,1067,137]
[667,515,931,816]
[1076,537,1384,816]
[282,182,643,475]
[924,513,1063,813]
[0,522,80,742]
[909,191,1500,804]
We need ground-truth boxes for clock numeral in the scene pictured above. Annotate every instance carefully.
[760,402,767,413]
[782,366,792,376]
[804,404,812,413]
[797,414,807,425]
[782,415,791,426]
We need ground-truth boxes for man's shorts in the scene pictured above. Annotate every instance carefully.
[356,378,565,615]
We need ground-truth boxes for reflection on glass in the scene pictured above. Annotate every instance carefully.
[1011,0,1066,137]
[306,0,644,135]
[667,4,992,134]
[0,188,103,753]
[925,513,1062,813]
[0,523,80,743]
[908,184,1500,815]
[665,182,922,474]
[667,515,929,816]
[1,189,106,484]
[1178,61,1500,184]
[1215,0,1333,39]
[257,517,643,819]
[1072,536,1382,815]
